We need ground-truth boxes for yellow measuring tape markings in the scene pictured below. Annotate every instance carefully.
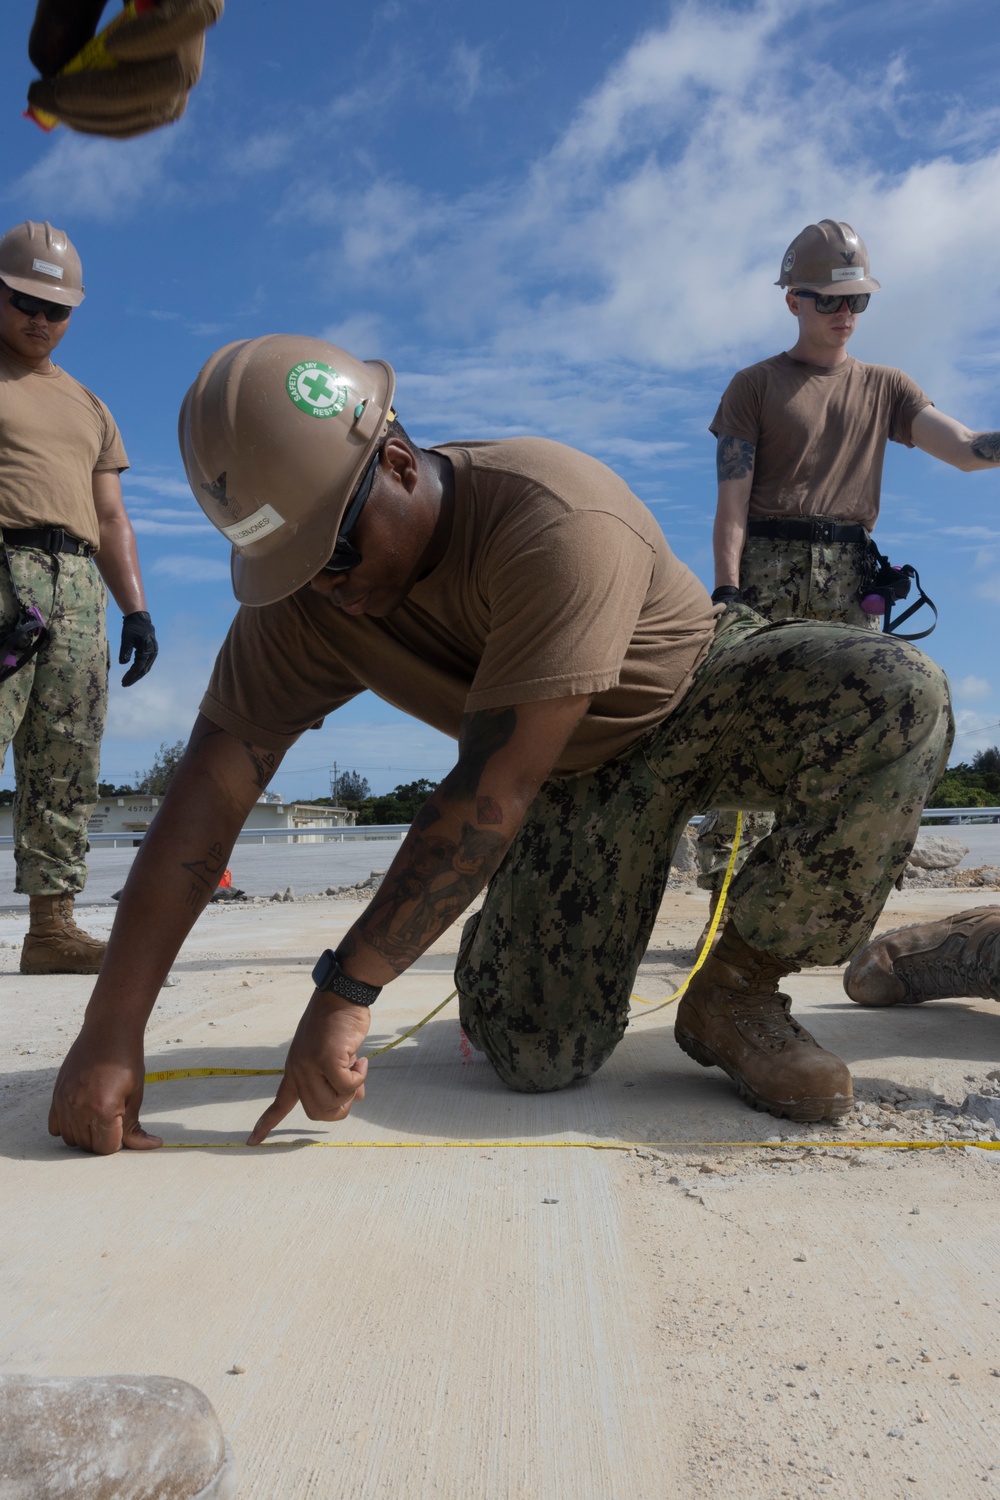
[155,1137,1000,1152]
[629,811,742,1021]
[142,817,995,1155]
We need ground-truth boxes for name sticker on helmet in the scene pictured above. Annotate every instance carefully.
[286,361,349,418]
[31,258,64,279]
[221,504,286,547]
[830,266,865,282]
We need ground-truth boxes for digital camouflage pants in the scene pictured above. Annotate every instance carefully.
[696,531,881,892]
[0,548,108,895]
[457,605,952,1093]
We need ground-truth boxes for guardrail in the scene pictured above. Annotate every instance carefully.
[0,824,411,850]
[920,807,1000,823]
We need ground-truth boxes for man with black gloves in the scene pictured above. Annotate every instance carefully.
[696,218,1000,918]
[26,0,223,139]
[0,220,157,974]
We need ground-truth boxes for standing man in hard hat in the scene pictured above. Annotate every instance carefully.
[696,217,1000,919]
[47,335,953,1154]
[0,220,158,974]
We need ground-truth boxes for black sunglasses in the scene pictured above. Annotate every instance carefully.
[2,282,72,323]
[321,447,381,575]
[794,289,870,315]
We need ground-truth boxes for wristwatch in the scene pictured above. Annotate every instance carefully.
[311,949,382,1007]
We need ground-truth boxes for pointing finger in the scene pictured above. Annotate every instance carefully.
[247,1073,299,1146]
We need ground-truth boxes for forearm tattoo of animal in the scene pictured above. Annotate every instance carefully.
[356,706,517,970]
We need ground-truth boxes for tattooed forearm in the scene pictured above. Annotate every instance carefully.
[716,435,756,482]
[181,840,226,912]
[357,822,508,973]
[971,431,1000,464]
[477,795,503,824]
[241,742,277,791]
[444,707,517,801]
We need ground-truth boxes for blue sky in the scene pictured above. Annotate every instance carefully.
[4,0,1000,798]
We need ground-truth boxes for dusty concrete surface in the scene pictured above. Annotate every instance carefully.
[2,885,1000,1498]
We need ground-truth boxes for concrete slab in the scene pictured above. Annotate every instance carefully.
[2,887,999,1497]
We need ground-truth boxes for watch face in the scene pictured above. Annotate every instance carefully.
[311,950,336,990]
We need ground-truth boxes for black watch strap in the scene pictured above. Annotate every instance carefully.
[311,949,382,1007]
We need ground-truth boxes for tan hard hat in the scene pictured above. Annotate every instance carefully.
[179,334,396,606]
[776,220,880,294]
[0,221,84,306]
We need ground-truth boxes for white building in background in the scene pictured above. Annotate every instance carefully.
[0,795,356,847]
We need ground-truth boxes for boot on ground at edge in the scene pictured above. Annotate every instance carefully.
[843,906,1000,1007]
[0,1373,236,1499]
[20,893,106,976]
[674,919,853,1122]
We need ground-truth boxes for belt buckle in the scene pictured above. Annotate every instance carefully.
[815,521,833,543]
[48,527,66,553]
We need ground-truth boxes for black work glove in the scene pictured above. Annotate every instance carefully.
[711,585,744,606]
[27,0,223,140]
[119,611,158,686]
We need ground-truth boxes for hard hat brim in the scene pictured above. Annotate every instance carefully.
[0,270,85,306]
[777,275,881,294]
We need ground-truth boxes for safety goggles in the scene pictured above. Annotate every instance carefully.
[3,283,72,323]
[321,447,381,575]
[794,290,870,315]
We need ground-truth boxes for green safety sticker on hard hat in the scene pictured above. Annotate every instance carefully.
[286,361,349,419]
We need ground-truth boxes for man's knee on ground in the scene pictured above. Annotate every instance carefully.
[459,995,615,1094]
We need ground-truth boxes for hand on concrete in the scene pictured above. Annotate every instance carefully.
[48,1032,163,1155]
[248,992,371,1145]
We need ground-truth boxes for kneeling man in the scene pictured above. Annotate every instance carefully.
[49,335,953,1153]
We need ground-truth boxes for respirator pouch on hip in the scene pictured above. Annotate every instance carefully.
[858,540,938,641]
[0,545,50,683]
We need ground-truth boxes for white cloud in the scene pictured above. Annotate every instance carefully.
[130,518,212,537]
[976,576,1000,603]
[124,474,194,501]
[285,0,1000,435]
[9,130,176,221]
[152,555,231,583]
[954,675,994,704]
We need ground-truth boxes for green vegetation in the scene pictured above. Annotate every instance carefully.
[929,746,1000,808]
[314,776,440,825]
[134,739,187,796]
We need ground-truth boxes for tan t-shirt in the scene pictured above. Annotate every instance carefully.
[0,347,129,549]
[710,353,932,530]
[202,437,716,775]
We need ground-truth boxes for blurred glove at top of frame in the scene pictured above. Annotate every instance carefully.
[27,0,224,139]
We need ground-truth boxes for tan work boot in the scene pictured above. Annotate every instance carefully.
[844,906,1000,1007]
[0,1373,236,1498]
[675,920,853,1121]
[20,893,106,975]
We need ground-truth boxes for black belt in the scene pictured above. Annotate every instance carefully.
[747,518,868,544]
[1,526,95,557]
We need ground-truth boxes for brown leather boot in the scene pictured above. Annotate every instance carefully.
[675,920,853,1121]
[843,906,1000,1007]
[20,893,106,975]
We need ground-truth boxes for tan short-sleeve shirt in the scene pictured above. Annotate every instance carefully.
[710,353,932,531]
[202,437,716,775]
[0,348,129,549]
